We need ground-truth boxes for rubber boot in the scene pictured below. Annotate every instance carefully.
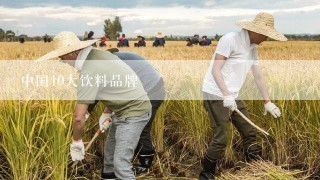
[199,155,217,180]
[101,171,117,180]
[132,154,154,175]
[245,146,262,162]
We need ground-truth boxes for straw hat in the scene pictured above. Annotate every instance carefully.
[236,12,287,41]
[37,31,98,60]
[155,32,165,38]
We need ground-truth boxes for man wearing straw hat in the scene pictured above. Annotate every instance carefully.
[201,12,287,179]
[153,32,165,47]
[38,31,152,180]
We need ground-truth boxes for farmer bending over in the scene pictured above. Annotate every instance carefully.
[37,31,152,180]
[88,51,165,176]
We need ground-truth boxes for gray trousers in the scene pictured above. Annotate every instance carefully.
[103,112,151,179]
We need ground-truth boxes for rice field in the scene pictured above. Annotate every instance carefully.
[0,41,320,179]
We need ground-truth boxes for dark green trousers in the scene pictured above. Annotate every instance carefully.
[203,92,261,160]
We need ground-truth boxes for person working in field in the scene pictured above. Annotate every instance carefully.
[88,51,165,175]
[108,51,165,175]
[99,35,108,47]
[37,31,152,180]
[84,31,97,47]
[199,35,212,46]
[191,34,200,45]
[134,35,146,47]
[186,38,193,46]
[153,32,165,47]
[117,33,130,47]
[200,12,287,180]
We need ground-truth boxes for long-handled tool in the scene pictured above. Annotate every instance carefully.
[235,109,270,136]
[72,129,102,168]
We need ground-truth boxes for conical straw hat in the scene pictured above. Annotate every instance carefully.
[155,32,165,38]
[236,12,287,41]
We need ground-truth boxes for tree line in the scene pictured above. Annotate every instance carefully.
[0,28,53,42]
[1,21,320,42]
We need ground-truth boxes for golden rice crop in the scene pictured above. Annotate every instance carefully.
[0,41,319,179]
[218,161,305,180]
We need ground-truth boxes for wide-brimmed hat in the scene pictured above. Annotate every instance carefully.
[155,32,165,38]
[37,31,98,60]
[236,12,287,41]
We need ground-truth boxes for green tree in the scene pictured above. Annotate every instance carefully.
[104,19,112,36]
[103,17,123,40]
[104,19,117,40]
[108,21,116,40]
[214,34,220,41]
[113,16,122,38]
[0,28,5,41]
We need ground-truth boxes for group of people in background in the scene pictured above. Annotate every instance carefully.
[43,34,52,43]
[118,32,166,47]
[83,30,109,47]
[19,31,212,47]
[83,30,221,49]
[19,31,212,48]
[81,31,166,48]
[187,34,212,46]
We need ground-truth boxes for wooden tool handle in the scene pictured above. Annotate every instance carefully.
[235,109,270,136]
